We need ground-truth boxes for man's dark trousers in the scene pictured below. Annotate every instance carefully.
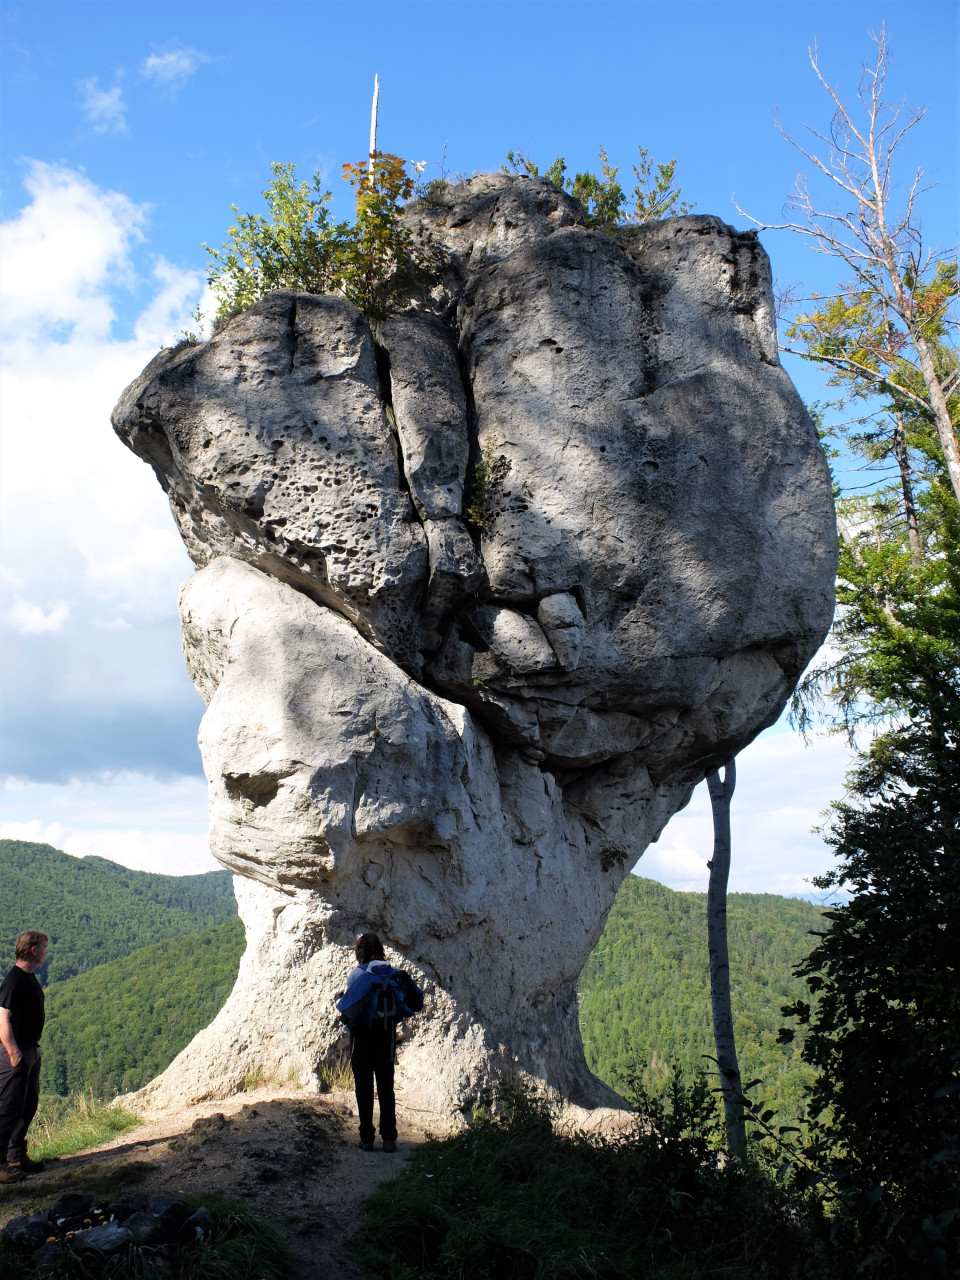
[350,1021,397,1144]
[0,1045,41,1163]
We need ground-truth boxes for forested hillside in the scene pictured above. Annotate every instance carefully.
[0,840,236,983]
[3,843,820,1111]
[579,877,822,1119]
[41,919,245,1096]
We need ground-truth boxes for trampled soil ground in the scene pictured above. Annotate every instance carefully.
[0,1085,454,1278]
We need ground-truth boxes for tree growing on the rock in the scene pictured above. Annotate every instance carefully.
[504,145,695,229]
[203,153,440,324]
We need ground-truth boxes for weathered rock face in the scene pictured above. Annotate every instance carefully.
[113,174,836,1112]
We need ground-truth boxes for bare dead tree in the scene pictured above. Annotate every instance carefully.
[737,27,960,504]
[706,759,745,1158]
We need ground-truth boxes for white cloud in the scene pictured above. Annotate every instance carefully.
[0,772,214,874]
[78,77,127,134]
[0,163,205,785]
[637,726,854,895]
[141,48,209,89]
[133,258,211,348]
[0,163,203,550]
[0,164,206,635]
[0,161,146,345]
[4,598,70,634]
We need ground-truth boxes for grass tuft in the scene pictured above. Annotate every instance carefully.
[318,1052,353,1093]
[241,1064,265,1092]
[31,1092,141,1161]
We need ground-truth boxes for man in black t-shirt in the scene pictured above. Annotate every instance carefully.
[0,930,49,1183]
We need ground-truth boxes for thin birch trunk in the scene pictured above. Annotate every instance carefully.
[874,178,960,505]
[706,759,745,1158]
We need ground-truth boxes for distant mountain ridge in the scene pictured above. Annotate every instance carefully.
[0,839,236,984]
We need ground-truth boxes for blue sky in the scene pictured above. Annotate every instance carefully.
[1,0,957,888]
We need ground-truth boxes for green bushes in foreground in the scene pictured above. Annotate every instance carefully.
[352,1075,834,1280]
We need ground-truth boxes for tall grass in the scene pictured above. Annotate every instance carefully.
[30,1092,140,1161]
[318,1053,353,1093]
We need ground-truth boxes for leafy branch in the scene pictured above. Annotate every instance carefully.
[464,441,511,530]
[505,144,695,230]
[203,153,443,325]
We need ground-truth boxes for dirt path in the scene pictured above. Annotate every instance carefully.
[0,1085,455,1278]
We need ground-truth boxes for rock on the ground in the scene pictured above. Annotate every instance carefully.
[114,174,836,1115]
[73,1223,134,1255]
[3,1194,221,1271]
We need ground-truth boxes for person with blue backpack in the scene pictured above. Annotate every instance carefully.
[336,933,423,1152]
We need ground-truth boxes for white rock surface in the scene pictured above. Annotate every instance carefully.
[537,592,585,670]
[114,174,836,1114]
[376,313,469,521]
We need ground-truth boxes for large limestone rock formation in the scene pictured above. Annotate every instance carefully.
[113,175,836,1112]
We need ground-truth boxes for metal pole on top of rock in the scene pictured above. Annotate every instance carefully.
[369,74,379,174]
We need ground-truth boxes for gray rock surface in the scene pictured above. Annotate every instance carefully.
[74,1224,134,1255]
[114,174,836,1113]
[113,292,428,669]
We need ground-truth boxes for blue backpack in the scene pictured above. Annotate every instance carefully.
[336,964,424,1032]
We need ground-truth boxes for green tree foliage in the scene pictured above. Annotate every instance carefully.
[578,877,822,1125]
[41,919,245,1097]
[202,163,344,317]
[783,728,959,1273]
[338,152,442,318]
[786,263,958,430]
[795,477,959,747]
[780,500,960,1272]
[463,441,511,530]
[0,840,236,985]
[505,144,694,230]
[204,153,441,325]
[771,35,960,1273]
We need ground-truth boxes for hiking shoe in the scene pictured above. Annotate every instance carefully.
[382,1139,397,1153]
[0,1165,27,1184]
[360,1140,375,1152]
[13,1155,46,1173]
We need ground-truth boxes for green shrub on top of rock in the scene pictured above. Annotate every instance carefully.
[203,152,442,325]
